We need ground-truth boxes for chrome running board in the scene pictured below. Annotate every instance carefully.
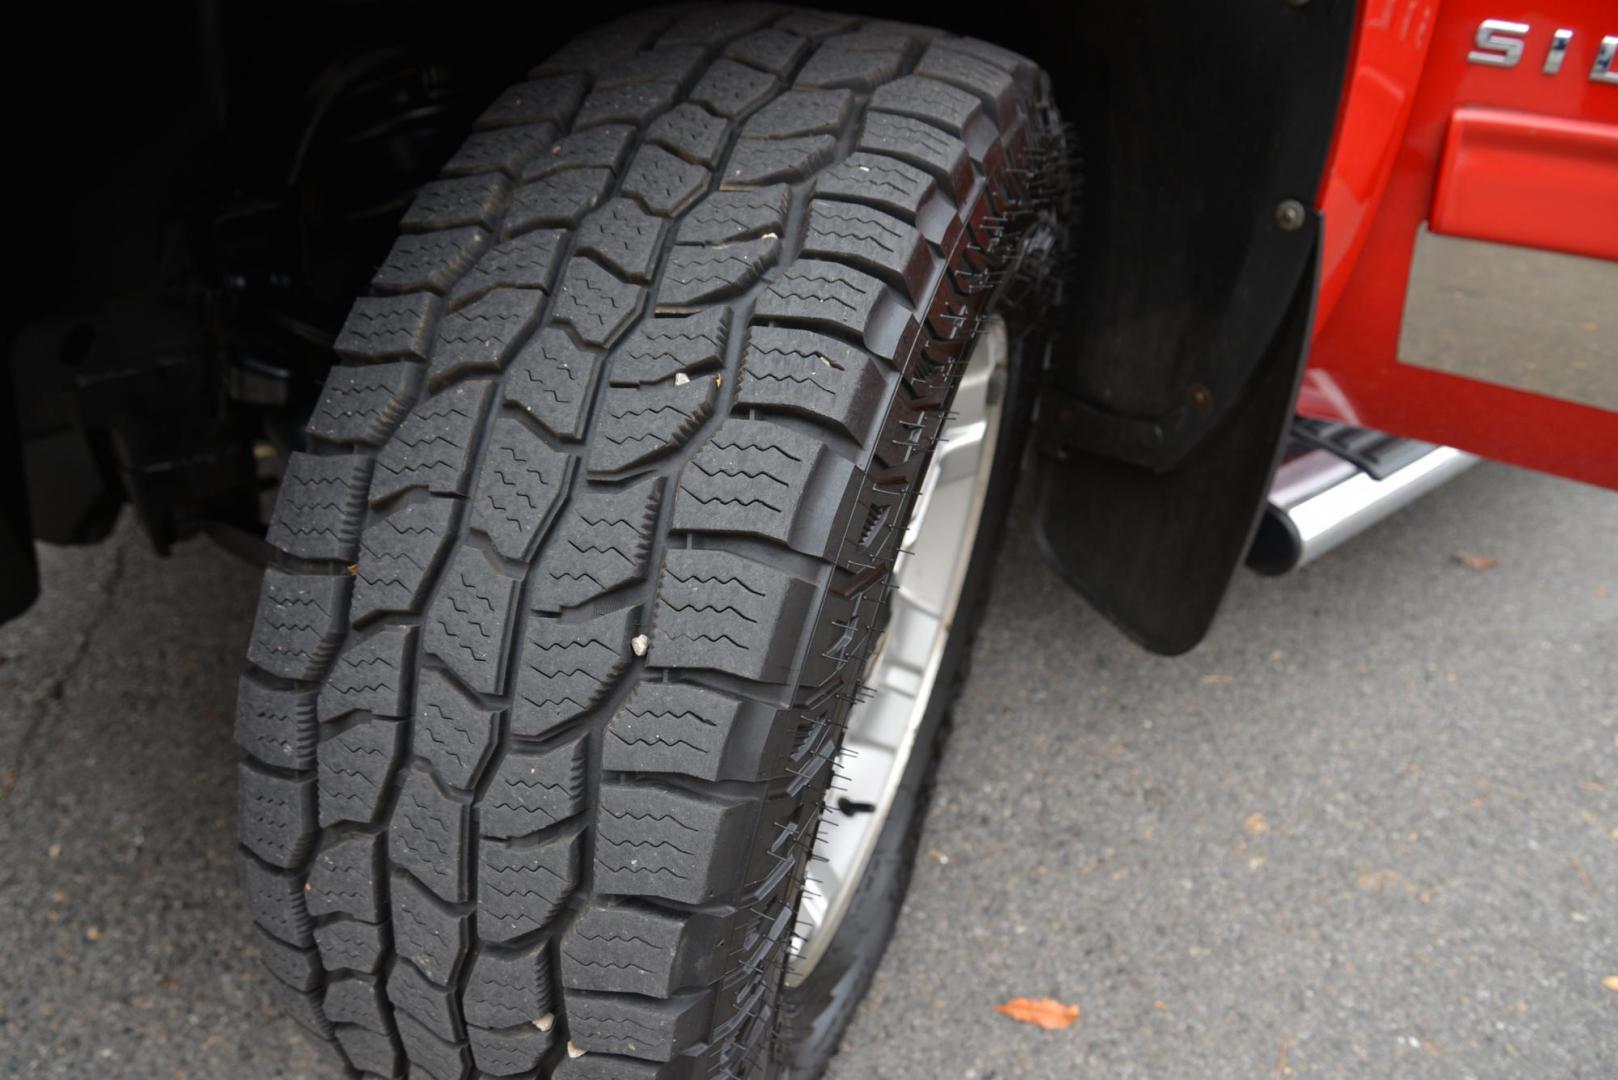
[1248,422,1478,575]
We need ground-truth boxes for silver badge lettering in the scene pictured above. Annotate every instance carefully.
[1469,20,1618,83]
[1593,35,1618,84]
[1468,19,1529,67]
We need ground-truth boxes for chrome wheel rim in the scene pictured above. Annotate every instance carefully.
[788,316,1009,984]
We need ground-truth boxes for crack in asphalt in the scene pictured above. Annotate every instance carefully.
[0,545,126,801]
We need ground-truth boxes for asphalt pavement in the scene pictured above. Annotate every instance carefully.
[2,460,1615,1078]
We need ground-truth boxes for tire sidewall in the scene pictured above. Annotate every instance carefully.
[778,310,1049,1077]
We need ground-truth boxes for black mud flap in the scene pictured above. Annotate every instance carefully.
[1030,0,1354,655]
[1034,231,1319,656]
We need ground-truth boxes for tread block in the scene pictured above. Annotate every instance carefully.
[604,682,796,783]
[265,977,334,1040]
[754,258,907,361]
[389,767,472,904]
[463,942,551,1030]
[255,928,322,992]
[522,125,636,181]
[468,1023,553,1077]
[431,288,546,385]
[478,738,590,838]
[742,88,854,138]
[814,150,960,248]
[423,547,520,695]
[478,832,581,943]
[621,144,711,217]
[948,34,1036,76]
[247,569,352,682]
[815,151,934,218]
[676,185,790,246]
[388,959,462,1041]
[590,377,718,474]
[659,4,780,46]
[512,607,638,737]
[372,227,491,295]
[469,417,571,562]
[444,122,556,178]
[804,198,935,303]
[335,293,440,363]
[553,1056,685,1080]
[776,10,858,38]
[413,669,500,790]
[266,452,372,561]
[238,762,316,869]
[560,904,736,997]
[916,41,1018,129]
[531,478,663,612]
[597,43,706,88]
[607,308,731,386]
[689,58,777,119]
[477,75,589,129]
[576,198,668,282]
[450,234,566,307]
[395,1008,472,1080]
[507,169,614,235]
[722,134,835,187]
[576,80,680,127]
[503,327,602,440]
[318,624,416,722]
[568,990,710,1061]
[550,258,645,348]
[737,326,890,443]
[352,497,460,622]
[392,871,471,984]
[857,111,972,204]
[235,674,317,770]
[335,1024,402,1077]
[872,74,995,158]
[306,362,423,447]
[647,104,730,167]
[325,975,389,1033]
[658,237,779,309]
[797,34,908,90]
[725,28,811,74]
[369,379,495,504]
[594,783,754,904]
[402,174,510,232]
[674,417,857,557]
[305,831,386,921]
[648,549,817,683]
[317,719,406,827]
[242,853,315,946]
[314,918,387,975]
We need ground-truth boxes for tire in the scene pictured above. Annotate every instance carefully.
[234,7,1068,1079]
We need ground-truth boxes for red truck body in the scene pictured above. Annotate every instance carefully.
[1305,0,1618,490]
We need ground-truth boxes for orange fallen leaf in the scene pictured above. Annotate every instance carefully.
[1454,551,1499,571]
[995,997,1081,1030]
[1602,975,1618,993]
